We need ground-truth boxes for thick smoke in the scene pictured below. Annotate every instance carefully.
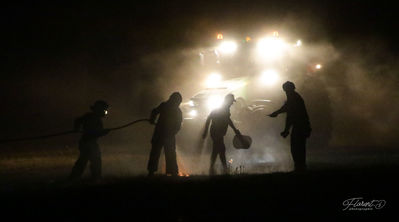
[128,34,399,175]
[322,44,399,147]
[2,6,399,177]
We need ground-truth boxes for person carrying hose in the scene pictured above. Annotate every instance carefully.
[69,100,110,181]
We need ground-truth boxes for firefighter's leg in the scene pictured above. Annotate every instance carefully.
[210,136,226,175]
[297,137,307,171]
[209,149,218,175]
[218,139,228,174]
[291,129,307,172]
[69,141,90,180]
[89,142,102,180]
[164,137,178,176]
[209,137,220,175]
[147,140,163,174]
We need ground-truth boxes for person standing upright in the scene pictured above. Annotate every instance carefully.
[147,92,183,177]
[269,81,311,172]
[69,100,110,181]
[203,94,241,175]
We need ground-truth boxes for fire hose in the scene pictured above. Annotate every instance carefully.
[0,118,150,144]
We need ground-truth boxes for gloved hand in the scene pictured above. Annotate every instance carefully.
[268,112,278,118]
[103,129,111,135]
[304,127,312,138]
[235,129,242,135]
[280,130,289,138]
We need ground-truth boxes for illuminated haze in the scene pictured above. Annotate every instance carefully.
[1,1,398,176]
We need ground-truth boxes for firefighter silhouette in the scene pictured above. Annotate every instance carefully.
[269,81,311,172]
[147,92,183,176]
[203,94,241,175]
[69,100,110,181]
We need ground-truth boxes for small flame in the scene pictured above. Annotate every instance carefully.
[176,150,190,177]
[228,158,233,164]
[178,172,190,177]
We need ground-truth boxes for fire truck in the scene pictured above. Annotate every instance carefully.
[181,31,324,121]
[177,31,330,172]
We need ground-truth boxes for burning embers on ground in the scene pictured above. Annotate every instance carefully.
[228,159,246,175]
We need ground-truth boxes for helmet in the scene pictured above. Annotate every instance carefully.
[224,94,236,103]
[169,92,182,104]
[91,100,109,111]
[282,81,296,91]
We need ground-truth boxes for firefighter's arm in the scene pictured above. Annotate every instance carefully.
[98,128,111,137]
[228,118,241,135]
[73,116,83,132]
[149,104,162,125]
[281,116,293,138]
[202,115,211,139]
[174,110,183,134]
[89,125,109,138]
[269,102,287,117]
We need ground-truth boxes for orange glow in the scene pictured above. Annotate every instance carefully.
[176,150,190,177]
[217,33,223,40]
[245,36,251,42]
[178,172,190,177]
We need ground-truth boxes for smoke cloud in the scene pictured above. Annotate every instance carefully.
[1,3,398,177]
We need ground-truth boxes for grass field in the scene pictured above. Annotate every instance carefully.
[0,146,398,221]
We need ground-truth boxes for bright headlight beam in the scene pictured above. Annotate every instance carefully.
[207,95,224,111]
[260,70,279,86]
[218,41,237,54]
[206,73,222,88]
[315,64,322,69]
[257,37,286,60]
[296,40,302,47]
[188,100,194,107]
[188,110,198,117]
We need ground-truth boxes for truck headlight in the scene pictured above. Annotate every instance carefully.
[257,37,286,60]
[260,69,279,86]
[207,95,224,111]
[218,41,237,54]
[296,40,302,47]
[188,110,198,117]
[206,73,222,88]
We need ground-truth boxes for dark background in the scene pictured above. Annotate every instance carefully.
[1,1,399,220]
[1,0,398,152]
